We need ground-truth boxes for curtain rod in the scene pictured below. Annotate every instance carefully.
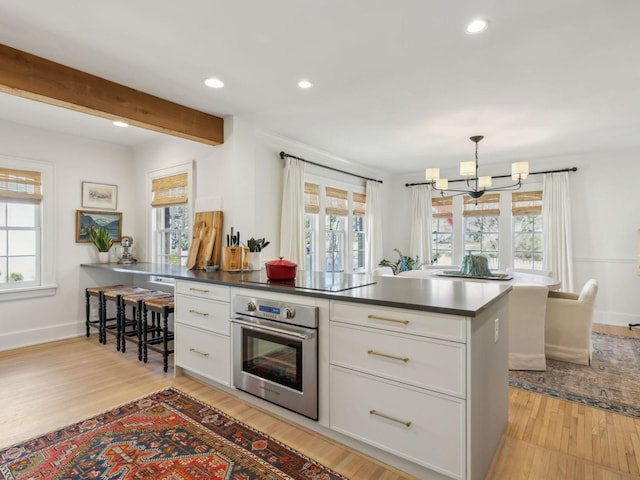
[280,152,383,184]
[404,166,577,187]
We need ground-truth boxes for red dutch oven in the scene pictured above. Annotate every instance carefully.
[265,257,297,280]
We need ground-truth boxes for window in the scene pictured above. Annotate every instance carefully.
[325,186,348,272]
[463,193,500,269]
[304,179,366,273]
[431,196,453,265]
[512,191,543,270]
[352,192,366,272]
[0,160,55,300]
[150,168,191,267]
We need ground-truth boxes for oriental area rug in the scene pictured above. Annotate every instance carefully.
[0,388,347,480]
[509,332,640,418]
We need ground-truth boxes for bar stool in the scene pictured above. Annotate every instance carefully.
[142,296,175,372]
[85,284,126,344]
[122,290,172,360]
[102,286,149,350]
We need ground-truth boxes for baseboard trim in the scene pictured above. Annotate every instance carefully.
[0,323,84,352]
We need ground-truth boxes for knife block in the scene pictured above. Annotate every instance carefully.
[222,246,249,271]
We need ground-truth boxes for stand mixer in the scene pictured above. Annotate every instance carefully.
[117,236,137,264]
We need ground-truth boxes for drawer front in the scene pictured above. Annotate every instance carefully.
[175,280,229,302]
[330,301,466,343]
[330,366,465,479]
[331,323,465,398]
[176,295,230,335]
[176,324,230,386]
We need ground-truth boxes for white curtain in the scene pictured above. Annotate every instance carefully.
[542,172,574,291]
[279,157,306,264]
[409,185,432,266]
[365,180,383,273]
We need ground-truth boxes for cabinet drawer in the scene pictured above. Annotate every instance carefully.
[330,366,465,479]
[176,295,230,335]
[176,324,230,386]
[175,280,229,302]
[330,301,466,343]
[331,323,465,398]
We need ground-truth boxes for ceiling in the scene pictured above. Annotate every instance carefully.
[0,0,638,174]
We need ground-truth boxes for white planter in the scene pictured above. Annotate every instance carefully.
[97,251,110,263]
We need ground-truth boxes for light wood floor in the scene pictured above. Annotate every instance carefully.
[1,324,639,479]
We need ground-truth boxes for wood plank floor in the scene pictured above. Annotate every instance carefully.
[1,324,639,479]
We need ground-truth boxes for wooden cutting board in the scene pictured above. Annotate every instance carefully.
[191,211,223,269]
[186,221,204,270]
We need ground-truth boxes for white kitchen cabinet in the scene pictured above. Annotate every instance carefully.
[331,366,465,479]
[330,297,508,480]
[175,280,231,385]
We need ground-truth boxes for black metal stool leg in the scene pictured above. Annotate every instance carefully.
[85,289,91,338]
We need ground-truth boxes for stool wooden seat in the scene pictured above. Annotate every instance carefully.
[103,286,149,351]
[142,296,175,372]
[122,290,172,360]
[85,284,126,344]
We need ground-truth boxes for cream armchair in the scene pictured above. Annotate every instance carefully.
[545,279,598,365]
[509,284,549,370]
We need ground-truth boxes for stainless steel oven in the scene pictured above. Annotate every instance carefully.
[231,294,319,420]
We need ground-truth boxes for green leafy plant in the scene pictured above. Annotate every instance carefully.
[89,226,113,252]
[379,248,427,275]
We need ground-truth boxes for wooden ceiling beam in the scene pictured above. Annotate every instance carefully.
[0,43,223,146]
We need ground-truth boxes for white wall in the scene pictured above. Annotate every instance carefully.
[386,148,640,327]
[0,119,136,350]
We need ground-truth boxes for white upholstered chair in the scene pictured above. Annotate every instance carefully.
[372,266,394,276]
[508,284,549,370]
[544,279,598,366]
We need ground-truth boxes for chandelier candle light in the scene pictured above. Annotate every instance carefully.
[425,135,529,199]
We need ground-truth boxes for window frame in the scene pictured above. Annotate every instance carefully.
[146,162,194,283]
[0,155,56,302]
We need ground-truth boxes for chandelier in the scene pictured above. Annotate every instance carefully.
[425,135,529,199]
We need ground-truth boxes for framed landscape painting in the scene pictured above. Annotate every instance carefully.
[76,210,122,243]
[82,182,117,210]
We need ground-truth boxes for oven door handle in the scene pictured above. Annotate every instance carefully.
[231,318,313,340]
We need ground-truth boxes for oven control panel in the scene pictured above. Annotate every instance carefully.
[232,295,318,329]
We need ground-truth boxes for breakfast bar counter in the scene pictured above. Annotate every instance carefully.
[81,262,511,317]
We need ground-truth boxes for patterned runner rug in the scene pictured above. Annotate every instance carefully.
[0,388,347,479]
[509,332,640,418]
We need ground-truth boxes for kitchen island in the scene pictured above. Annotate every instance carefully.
[82,263,511,480]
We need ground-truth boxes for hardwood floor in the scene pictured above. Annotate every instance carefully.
[1,324,639,479]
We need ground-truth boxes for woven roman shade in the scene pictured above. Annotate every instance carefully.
[325,186,348,216]
[463,193,500,217]
[151,173,188,207]
[304,182,319,214]
[0,167,42,203]
[512,191,542,216]
[432,196,453,219]
[353,192,366,216]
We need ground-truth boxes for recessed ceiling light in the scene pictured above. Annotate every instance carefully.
[204,77,225,89]
[298,80,313,89]
[466,19,488,34]
[113,120,129,128]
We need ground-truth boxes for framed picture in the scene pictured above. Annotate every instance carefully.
[76,210,122,243]
[81,182,117,210]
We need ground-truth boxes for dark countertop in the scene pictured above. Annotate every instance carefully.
[81,263,511,317]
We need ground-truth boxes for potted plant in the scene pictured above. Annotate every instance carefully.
[89,226,113,263]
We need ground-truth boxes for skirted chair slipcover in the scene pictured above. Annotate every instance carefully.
[545,279,598,366]
[509,284,549,370]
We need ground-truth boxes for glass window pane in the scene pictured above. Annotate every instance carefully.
[0,257,6,283]
[0,231,6,255]
[7,204,36,227]
[7,256,36,282]
[8,230,36,256]
[0,203,6,227]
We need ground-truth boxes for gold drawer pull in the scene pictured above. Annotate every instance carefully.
[189,348,210,357]
[189,287,210,293]
[367,350,409,363]
[367,314,409,325]
[369,409,412,427]
[189,309,209,317]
